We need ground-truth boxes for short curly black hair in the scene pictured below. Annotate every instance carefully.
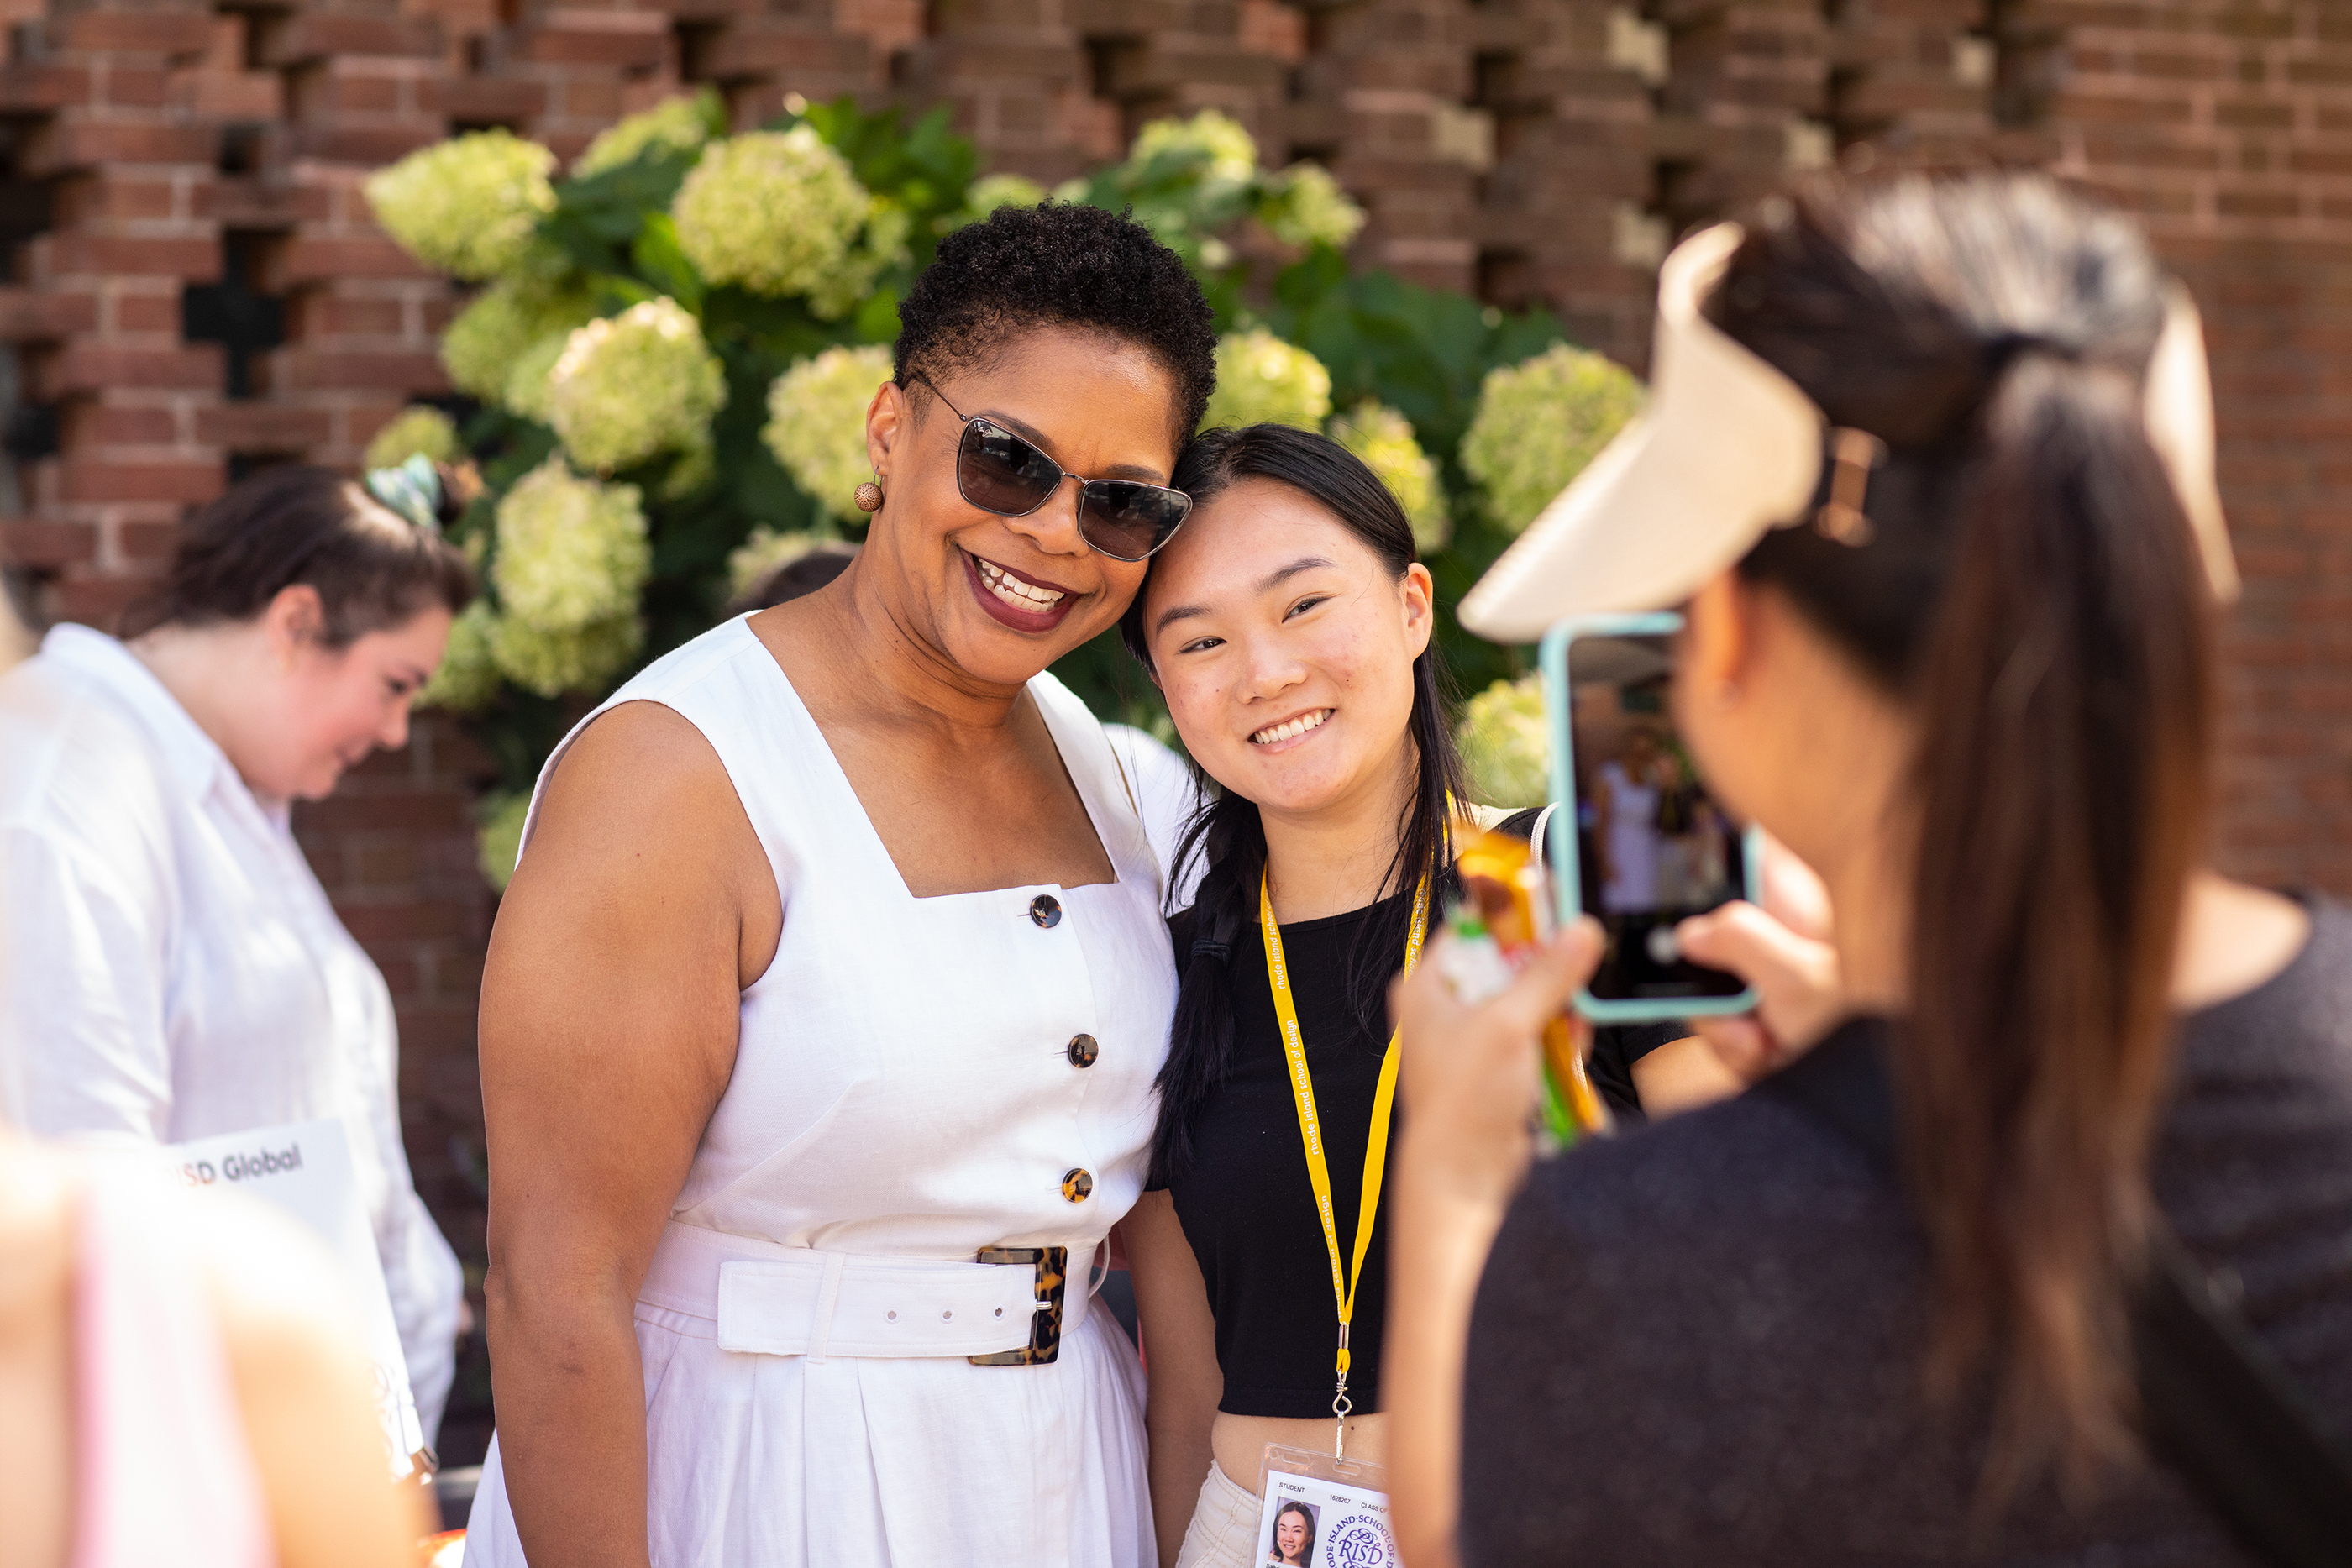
[894,202,1216,447]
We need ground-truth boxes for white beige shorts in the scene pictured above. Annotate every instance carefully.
[1172,1458,1266,1568]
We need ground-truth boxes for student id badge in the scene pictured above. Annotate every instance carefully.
[1257,1445,1395,1567]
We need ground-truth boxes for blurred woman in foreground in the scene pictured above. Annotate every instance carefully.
[1387,176,2352,1564]
[0,1129,430,1567]
[0,464,473,1447]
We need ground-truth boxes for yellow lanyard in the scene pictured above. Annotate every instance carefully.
[1259,869,1431,1457]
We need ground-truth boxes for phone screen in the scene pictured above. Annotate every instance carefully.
[1567,632,1751,1002]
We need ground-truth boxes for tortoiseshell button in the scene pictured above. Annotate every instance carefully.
[1067,1033,1099,1068]
[1061,1167,1094,1203]
[1028,894,1062,928]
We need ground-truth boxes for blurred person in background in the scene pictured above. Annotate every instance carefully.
[1590,724,1670,911]
[0,586,428,1568]
[728,539,860,615]
[0,463,475,1448]
[1384,176,2352,1565]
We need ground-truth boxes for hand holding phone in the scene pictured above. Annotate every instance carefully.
[1672,838,1845,1080]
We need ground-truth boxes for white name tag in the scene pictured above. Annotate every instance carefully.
[1257,1450,1396,1567]
[168,1118,425,1479]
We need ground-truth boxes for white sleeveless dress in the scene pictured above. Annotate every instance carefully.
[464,616,1174,1567]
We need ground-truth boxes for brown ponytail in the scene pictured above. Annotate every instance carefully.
[1713,176,2217,1488]
[1908,349,2211,1486]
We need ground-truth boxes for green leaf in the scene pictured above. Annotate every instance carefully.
[700,287,843,361]
[853,289,901,345]
[692,87,731,141]
[1273,244,1349,316]
[587,272,658,310]
[630,214,705,312]
[536,139,706,279]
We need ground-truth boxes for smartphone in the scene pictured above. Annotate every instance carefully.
[1539,613,1762,1022]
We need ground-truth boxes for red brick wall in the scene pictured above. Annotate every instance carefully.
[1,0,2345,1460]
[2035,1,2352,894]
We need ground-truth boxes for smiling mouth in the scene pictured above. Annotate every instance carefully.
[1251,709,1331,746]
[973,554,1070,612]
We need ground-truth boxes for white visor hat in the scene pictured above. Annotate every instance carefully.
[1458,222,2239,644]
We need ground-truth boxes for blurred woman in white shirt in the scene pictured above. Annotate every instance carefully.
[0,462,473,1447]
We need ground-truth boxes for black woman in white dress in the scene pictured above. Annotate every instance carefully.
[465,206,1217,1567]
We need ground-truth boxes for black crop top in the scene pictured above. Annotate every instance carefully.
[1157,817,1680,1419]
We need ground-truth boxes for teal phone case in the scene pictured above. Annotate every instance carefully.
[1539,614,1763,1023]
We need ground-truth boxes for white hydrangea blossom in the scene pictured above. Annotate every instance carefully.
[1327,401,1448,552]
[491,459,653,635]
[663,435,717,501]
[442,279,599,403]
[671,128,869,298]
[573,92,715,177]
[417,600,503,711]
[362,406,460,472]
[763,344,893,520]
[365,130,558,281]
[501,331,571,424]
[546,298,728,472]
[1133,108,1257,183]
[1456,675,1551,808]
[1265,164,1366,250]
[956,173,1047,226]
[1202,329,1331,432]
[809,198,912,322]
[490,613,643,700]
[1461,343,1646,535]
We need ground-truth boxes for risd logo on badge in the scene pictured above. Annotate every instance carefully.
[1321,1511,1395,1567]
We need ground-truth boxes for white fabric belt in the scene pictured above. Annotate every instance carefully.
[637,1220,1084,1361]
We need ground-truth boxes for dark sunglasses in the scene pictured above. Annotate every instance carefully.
[908,375,1193,562]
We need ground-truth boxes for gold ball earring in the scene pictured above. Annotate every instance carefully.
[853,477,884,513]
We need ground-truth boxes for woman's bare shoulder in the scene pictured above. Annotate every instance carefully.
[522,701,756,879]
[500,699,778,985]
[538,700,727,817]
[2176,873,2312,1011]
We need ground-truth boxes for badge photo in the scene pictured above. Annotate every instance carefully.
[1255,1464,1396,1567]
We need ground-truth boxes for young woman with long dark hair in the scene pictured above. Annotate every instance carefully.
[1118,426,1713,1566]
[1385,176,2352,1565]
